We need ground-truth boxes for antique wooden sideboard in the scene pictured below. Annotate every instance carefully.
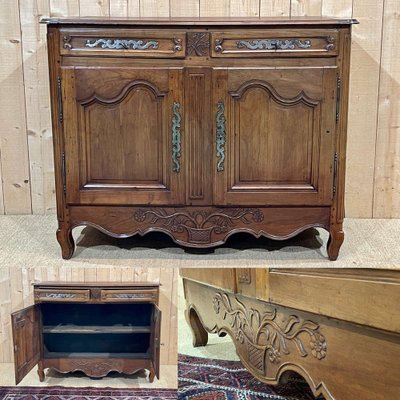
[43,17,357,259]
[181,268,400,400]
[11,282,161,384]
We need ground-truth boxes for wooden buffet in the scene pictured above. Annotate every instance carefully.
[42,16,357,260]
[11,282,161,384]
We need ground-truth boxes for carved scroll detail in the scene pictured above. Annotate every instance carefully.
[133,208,264,244]
[216,101,226,172]
[236,39,312,50]
[171,101,182,173]
[212,292,327,373]
[85,38,159,50]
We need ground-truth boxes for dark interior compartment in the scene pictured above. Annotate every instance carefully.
[43,332,150,354]
[41,303,152,327]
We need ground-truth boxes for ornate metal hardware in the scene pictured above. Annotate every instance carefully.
[187,32,210,56]
[336,75,341,123]
[216,101,226,172]
[61,151,66,194]
[112,293,149,299]
[45,293,76,299]
[85,38,159,50]
[173,38,182,52]
[236,38,312,50]
[171,101,182,173]
[333,152,338,195]
[57,76,63,124]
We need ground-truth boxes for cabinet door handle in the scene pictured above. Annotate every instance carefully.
[216,100,226,172]
[171,101,182,173]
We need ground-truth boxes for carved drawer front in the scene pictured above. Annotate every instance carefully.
[34,289,90,303]
[60,29,186,58]
[100,289,158,303]
[211,30,338,57]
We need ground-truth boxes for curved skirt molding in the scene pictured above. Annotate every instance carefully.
[57,205,335,259]
[182,279,400,400]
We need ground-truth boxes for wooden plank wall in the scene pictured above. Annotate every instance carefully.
[0,266,177,365]
[0,0,399,218]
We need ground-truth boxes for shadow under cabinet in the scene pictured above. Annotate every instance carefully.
[11,282,161,384]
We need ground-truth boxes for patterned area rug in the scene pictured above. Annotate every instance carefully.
[178,355,319,400]
[0,387,177,399]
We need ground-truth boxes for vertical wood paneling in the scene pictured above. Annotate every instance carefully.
[79,0,110,16]
[260,0,290,16]
[110,0,128,16]
[50,0,80,16]
[346,0,384,217]
[127,0,140,16]
[0,267,176,365]
[230,0,259,17]
[0,0,32,214]
[322,0,353,18]
[21,0,55,214]
[291,0,322,16]
[373,0,400,217]
[140,0,170,17]
[170,0,199,17]
[200,0,230,17]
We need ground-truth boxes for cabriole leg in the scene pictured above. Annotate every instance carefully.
[56,223,75,259]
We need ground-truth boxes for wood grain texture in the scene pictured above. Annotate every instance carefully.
[346,0,384,217]
[373,0,400,217]
[260,0,290,17]
[0,267,176,366]
[0,1,399,218]
[290,0,322,16]
[0,0,31,214]
[21,0,55,214]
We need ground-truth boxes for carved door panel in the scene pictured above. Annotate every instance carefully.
[151,304,162,379]
[11,305,41,384]
[63,66,184,205]
[213,67,337,206]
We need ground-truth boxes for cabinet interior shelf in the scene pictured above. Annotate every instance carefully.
[43,325,151,334]
[44,351,151,359]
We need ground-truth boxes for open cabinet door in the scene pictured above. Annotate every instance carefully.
[11,305,41,384]
[151,305,162,379]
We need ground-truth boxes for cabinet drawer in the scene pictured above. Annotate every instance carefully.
[34,289,90,303]
[211,30,338,57]
[60,29,186,58]
[100,289,158,302]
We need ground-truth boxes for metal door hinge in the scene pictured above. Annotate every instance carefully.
[61,151,66,194]
[336,75,341,124]
[57,76,63,124]
[333,152,338,195]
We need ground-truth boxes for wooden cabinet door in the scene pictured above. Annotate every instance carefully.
[213,67,337,206]
[63,66,184,205]
[11,305,41,384]
[151,304,162,379]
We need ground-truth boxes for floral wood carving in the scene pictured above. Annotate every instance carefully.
[70,360,123,377]
[133,208,264,244]
[212,292,327,374]
[187,32,210,56]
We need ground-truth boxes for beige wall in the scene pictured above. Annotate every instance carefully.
[0,0,399,218]
[0,266,177,365]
